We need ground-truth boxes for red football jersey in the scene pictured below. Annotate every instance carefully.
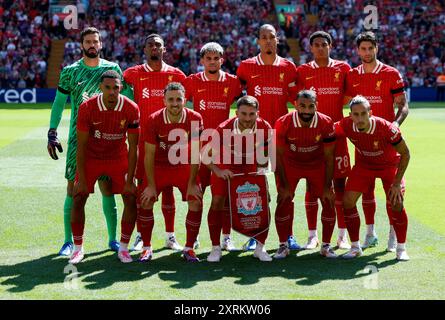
[124,62,186,178]
[336,116,402,169]
[211,116,272,170]
[143,107,203,167]
[123,62,186,119]
[275,111,336,170]
[237,55,298,126]
[77,94,140,160]
[183,71,242,130]
[296,59,351,122]
[345,60,405,122]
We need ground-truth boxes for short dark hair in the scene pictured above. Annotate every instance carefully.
[236,95,259,110]
[145,33,164,46]
[309,31,332,46]
[164,82,185,95]
[355,31,378,47]
[258,24,276,38]
[297,90,317,102]
[80,27,101,43]
[101,70,121,82]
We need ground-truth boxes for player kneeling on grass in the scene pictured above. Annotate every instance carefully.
[203,95,273,262]
[139,82,204,262]
[69,70,140,264]
[336,95,410,261]
[274,90,337,259]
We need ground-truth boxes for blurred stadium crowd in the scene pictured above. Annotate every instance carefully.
[0,0,444,89]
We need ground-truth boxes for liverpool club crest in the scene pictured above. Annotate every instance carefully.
[236,182,263,215]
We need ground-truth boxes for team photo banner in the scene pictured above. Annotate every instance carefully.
[228,172,270,239]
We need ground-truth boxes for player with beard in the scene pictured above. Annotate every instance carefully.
[237,24,298,251]
[139,83,204,262]
[202,95,273,262]
[274,90,337,259]
[123,34,187,253]
[47,27,132,256]
[295,31,352,251]
[345,32,408,252]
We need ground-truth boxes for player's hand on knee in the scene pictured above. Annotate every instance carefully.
[389,183,404,207]
[47,129,63,160]
[141,186,157,208]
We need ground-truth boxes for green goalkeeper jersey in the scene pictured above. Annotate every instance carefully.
[56,58,130,138]
[51,58,133,180]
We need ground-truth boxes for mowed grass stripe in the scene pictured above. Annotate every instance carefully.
[0,110,49,148]
[1,104,445,299]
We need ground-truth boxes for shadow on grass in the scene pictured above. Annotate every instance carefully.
[0,247,398,293]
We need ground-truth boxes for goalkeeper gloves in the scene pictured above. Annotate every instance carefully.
[47,128,63,160]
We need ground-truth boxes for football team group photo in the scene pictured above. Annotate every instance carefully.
[1,0,444,301]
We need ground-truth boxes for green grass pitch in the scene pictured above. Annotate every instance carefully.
[1,102,445,299]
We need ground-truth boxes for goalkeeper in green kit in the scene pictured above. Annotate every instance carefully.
[47,27,133,256]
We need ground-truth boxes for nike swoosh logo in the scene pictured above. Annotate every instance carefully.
[251,75,261,79]
[78,81,86,85]
[140,77,150,81]
[93,122,102,125]
[198,89,206,93]
[305,76,315,80]
[288,137,297,140]
[158,134,168,138]
[353,83,360,87]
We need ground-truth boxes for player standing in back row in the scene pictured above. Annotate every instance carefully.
[295,31,352,251]
[183,42,243,252]
[345,31,409,252]
[123,34,186,251]
[47,27,132,256]
[237,24,298,251]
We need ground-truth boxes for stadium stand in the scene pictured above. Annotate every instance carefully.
[0,0,444,88]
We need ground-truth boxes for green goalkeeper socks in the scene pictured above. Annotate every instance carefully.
[63,195,73,243]
[102,195,118,242]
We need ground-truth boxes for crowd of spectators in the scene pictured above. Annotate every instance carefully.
[283,0,445,87]
[0,0,51,88]
[1,0,444,88]
[62,0,286,75]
